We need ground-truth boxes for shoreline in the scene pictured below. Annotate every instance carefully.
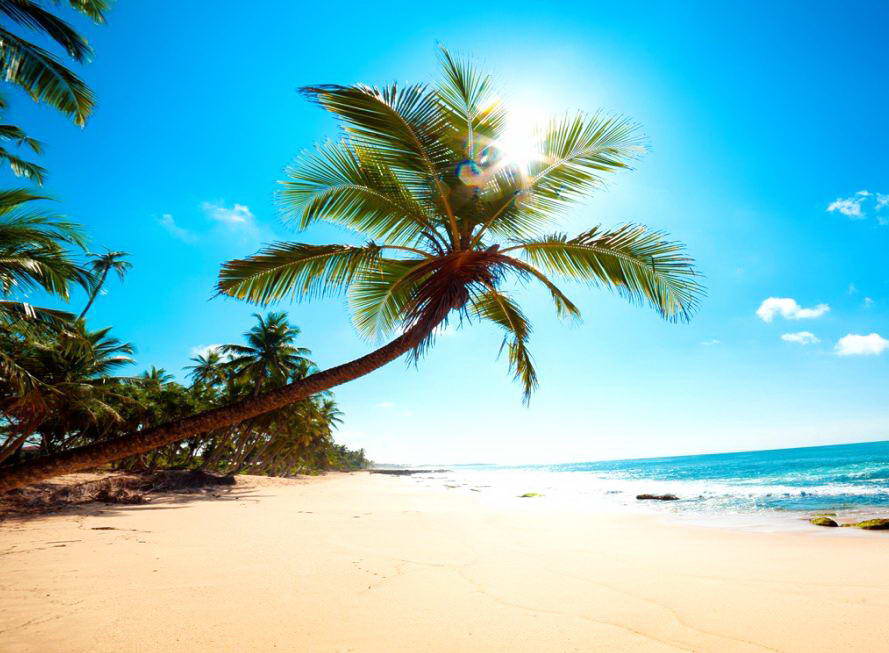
[3,472,889,651]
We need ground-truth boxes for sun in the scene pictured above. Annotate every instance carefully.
[495,105,548,170]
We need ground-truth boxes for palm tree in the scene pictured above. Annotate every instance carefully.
[0,320,133,463]
[221,312,313,393]
[185,348,228,387]
[0,48,703,491]
[78,249,131,318]
[0,188,88,326]
[0,0,110,127]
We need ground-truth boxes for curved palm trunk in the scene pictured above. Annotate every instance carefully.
[0,323,432,492]
[78,267,108,319]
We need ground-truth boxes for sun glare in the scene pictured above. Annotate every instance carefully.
[495,105,547,169]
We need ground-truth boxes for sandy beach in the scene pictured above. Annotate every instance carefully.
[2,472,888,652]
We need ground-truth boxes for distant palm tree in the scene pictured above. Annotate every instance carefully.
[221,312,313,393]
[140,366,174,387]
[78,249,131,318]
[185,348,228,387]
[0,48,703,490]
[0,188,88,326]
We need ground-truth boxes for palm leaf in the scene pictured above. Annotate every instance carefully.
[278,140,442,247]
[506,224,703,321]
[0,0,92,61]
[0,27,94,125]
[471,287,537,403]
[217,241,384,305]
[348,256,430,340]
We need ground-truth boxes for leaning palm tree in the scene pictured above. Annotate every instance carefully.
[0,0,110,127]
[78,249,131,318]
[0,48,703,491]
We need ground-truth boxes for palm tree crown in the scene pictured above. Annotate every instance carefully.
[220,312,313,392]
[219,48,704,402]
[78,249,131,318]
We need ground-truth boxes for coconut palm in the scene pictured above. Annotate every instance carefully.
[220,312,313,393]
[0,48,703,491]
[0,0,110,127]
[0,320,133,463]
[78,249,131,318]
[185,348,228,387]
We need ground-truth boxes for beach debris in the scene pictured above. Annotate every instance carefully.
[636,493,679,501]
[1,470,237,518]
[810,517,838,527]
[519,492,543,498]
[851,518,889,530]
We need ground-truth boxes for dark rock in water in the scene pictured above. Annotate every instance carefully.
[810,517,838,527]
[852,518,889,530]
[636,493,679,501]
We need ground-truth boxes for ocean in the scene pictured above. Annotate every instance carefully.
[414,440,889,528]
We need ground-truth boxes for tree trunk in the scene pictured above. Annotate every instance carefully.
[78,268,108,319]
[0,322,432,492]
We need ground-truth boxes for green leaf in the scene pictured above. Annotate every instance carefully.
[217,241,384,305]
[508,224,703,322]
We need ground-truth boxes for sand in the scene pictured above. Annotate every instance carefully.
[2,472,888,652]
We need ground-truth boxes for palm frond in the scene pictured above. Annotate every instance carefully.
[0,299,72,326]
[278,140,442,247]
[506,224,703,321]
[435,45,506,160]
[217,241,384,305]
[471,287,537,403]
[0,27,94,125]
[300,82,459,241]
[0,0,92,61]
[63,0,111,24]
[501,255,581,321]
[348,256,430,340]
[0,144,45,183]
[529,112,643,207]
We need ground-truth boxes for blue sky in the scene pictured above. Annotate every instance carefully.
[11,1,889,463]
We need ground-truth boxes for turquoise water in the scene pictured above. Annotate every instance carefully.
[449,441,889,515]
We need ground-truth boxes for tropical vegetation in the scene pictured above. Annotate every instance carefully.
[0,47,702,491]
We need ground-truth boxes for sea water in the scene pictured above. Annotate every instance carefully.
[412,441,889,529]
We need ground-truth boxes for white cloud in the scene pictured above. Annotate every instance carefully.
[202,202,255,227]
[848,283,858,295]
[189,344,224,359]
[781,331,819,345]
[159,213,197,243]
[835,333,889,356]
[864,297,874,307]
[827,195,867,218]
[376,401,395,409]
[827,190,889,222]
[756,297,830,322]
[700,339,721,346]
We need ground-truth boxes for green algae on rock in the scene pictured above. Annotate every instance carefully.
[809,517,838,527]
